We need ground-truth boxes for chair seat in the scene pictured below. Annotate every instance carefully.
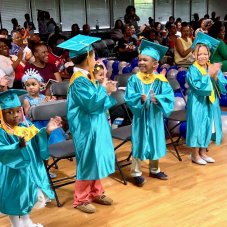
[167,110,186,122]
[112,125,132,140]
[48,140,75,159]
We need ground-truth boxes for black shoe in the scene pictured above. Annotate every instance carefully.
[149,172,168,180]
[133,176,145,187]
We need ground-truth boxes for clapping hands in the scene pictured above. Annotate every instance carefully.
[46,116,62,135]
[208,63,221,81]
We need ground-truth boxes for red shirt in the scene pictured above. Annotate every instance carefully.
[24,63,58,82]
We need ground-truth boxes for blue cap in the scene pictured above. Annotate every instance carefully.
[192,32,220,57]
[139,39,168,61]
[57,34,101,58]
[0,89,27,110]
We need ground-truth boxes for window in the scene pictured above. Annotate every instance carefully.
[86,0,110,29]
[191,0,207,21]
[174,0,190,22]
[135,0,154,26]
[31,0,60,32]
[0,0,30,33]
[112,0,133,24]
[60,0,86,31]
[155,0,173,24]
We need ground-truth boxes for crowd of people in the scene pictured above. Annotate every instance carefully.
[0,5,227,227]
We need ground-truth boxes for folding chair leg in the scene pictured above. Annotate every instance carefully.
[165,124,182,161]
[115,156,127,185]
[44,161,63,207]
[126,152,132,161]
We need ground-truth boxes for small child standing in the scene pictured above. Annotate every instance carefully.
[0,89,62,227]
[124,39,175,186]
[186,32,227,165]
[58,34,117,214]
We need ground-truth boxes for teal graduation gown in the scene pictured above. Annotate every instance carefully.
[124,74,175,160]
[186,65,227,147]
[0,123,54,216]
[67,75,117,180]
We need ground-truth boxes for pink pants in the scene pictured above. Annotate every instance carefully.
[73,179,104,207]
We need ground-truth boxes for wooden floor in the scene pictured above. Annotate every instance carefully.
[1,135,227,227]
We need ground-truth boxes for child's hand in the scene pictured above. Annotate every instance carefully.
[160,68,167,76]
[19,137,26,148]
[208,63,221,80]
[46,116,62,134]
[105,81,117,94]
[141,94,147,103]
[150,92,157,104]
[0,76,9,87]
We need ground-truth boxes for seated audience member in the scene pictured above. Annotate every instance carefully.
[0,38,23,88]
[11,31,34,64]
[24,43,62,95]
[82,24,91,36]
[174,22,193,67]
[48,34,69,79]
[194,18,212,37]
[116,24,138,62]
[70,24,80,38]
[111,19,124,42]
[175,18,182,37]
[209,21,227,72]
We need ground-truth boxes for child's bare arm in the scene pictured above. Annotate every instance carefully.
[22,99,31,117]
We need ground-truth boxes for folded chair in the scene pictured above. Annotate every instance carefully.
[28,100,75,207]
[110,90,132,185]
[164,78,187,161]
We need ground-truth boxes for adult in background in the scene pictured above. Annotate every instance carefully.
[70,24,80,38]
[124,5,140,33]
[209,21,227,72]
[174,22,193,67]
[110,19,124,42]
[116,24,138,62]
[24,43,62,85]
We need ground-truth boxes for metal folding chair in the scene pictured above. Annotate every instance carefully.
[110,90,132,185]
[164,78,187,161]
[28,100,75,207]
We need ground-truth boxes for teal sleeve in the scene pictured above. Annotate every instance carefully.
[216,70,227,95]
[155,82,175,117]
[69,78,117,114]
[36,127,50,160]
[186,66,212,96]
[124,77,144,116]
[0,129,30,169]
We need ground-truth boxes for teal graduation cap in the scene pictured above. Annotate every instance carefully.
[191,32,220,57]
[0,89,27,110]
[57,34,101,58]
[139,39,168,61]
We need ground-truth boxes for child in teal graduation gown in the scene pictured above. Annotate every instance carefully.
[186,32,227,165]
[124,39,175,186]
[57,35,117,214]
[0,90,61,227]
